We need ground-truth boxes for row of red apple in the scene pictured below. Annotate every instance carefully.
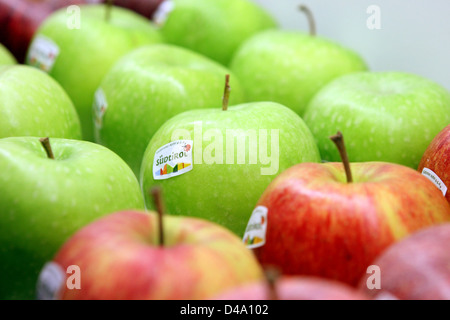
[0,0,449,300]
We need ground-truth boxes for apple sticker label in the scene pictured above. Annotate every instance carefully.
[422,168,447,197]
[243,206,268,249]
[36,262,66,300]
[153,140,193,180]
[153,0,175,27]
[93,88,108,132]
[26,35,60,73]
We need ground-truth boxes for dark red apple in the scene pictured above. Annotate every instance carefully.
[418,124,450,205]
[112,0,165,19]
[358,223,450,300]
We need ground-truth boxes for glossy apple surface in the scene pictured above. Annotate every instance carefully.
[418,124,450,204]
[0,65,81,139]
[249,161,450,287]
[26,4,163,141]
[230,29,368,115]
[303,71,450,169]
[141,101,321,237]
[0,137,145,300]
[359,223,450,300]
[38,210,264,300]
[96,44,246,176]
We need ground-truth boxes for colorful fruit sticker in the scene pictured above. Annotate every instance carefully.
[422,167,447,197]
[153,140,193,180]
[243,206,268,249]
[36,262,65,300]
[93,88,108,141]
[152,0,175,27]
[26,35,60,73]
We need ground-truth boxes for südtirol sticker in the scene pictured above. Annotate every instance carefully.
[243,206,268,249]
[36,262,66,300]
[152,0,175,27]
[422,167,447,197]
[153,140,193,180]
[26,35,60,73]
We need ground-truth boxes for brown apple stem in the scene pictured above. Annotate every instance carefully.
[264,267,281,300]
[222,74,231,111]
[299,4,316,36]
[39,137,55,160]
[330,131,353,183]
[151,186,165,247]
[105,0,114,22]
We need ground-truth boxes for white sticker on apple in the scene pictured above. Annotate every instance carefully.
[152,0,175,27]
[36,262,66,300]
[153,140,193,180]
[422,168,447,197]
[26,35,60,73]
[243,206,268,249]
[93,88,108,131]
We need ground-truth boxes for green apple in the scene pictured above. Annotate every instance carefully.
[157,0,278,66]
[0,43,16,65]
[303,71,450,169]
[0,65,81,139]
[95,43,246,177]
[140,101,321,237]
[229,7,367,116]
[26,4,163,141]
[0,136,145,300]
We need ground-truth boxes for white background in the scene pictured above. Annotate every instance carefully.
[253,0,450,91]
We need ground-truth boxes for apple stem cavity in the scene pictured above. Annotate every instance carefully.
[264,266,281,300]
[39,137,55,160]
[105,0,114,22]
[151,186,165,247]
[330,131,353,183]
[299,4,316,36]
[222,74,231,111]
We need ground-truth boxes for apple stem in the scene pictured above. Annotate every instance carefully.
[330,131,353,183]
[39,137,55,160]
[105,0,114,22]
[151,186,165,247]
[299,4,316,36]
[264,266,281,300]
[222,74,231,111]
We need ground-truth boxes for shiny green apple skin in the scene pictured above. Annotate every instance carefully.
[303,71,450,169]
[0,137,145,300]
[230,29,368,115]
[140,102,321,236]
[0,43,16,65]
[27,4,163,141]
[96,44,246,177]
[0,65,81,140]
[159,0,278,66]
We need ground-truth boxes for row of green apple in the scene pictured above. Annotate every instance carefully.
[0,0,449,300]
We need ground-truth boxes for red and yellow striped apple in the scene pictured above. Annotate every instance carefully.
[418,124,450,204]
[245,132,450,287]
[37,209,264,300]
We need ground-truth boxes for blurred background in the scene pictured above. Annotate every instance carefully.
[1,0,449,90]
[254,0,450,91]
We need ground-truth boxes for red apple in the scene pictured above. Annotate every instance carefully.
[36,209,264,300]
[212,275,370,300]
[0,0,97,63]
[244,132,450,287]
[358,223,450,300]
[418,124,450,205]
[113,0,165,19]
